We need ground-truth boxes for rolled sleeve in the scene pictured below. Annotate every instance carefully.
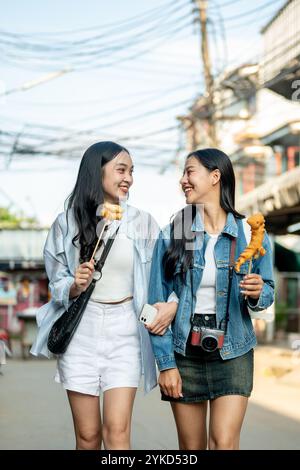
[50,275,74,312]
[44,215,75,311]
[155,354,177,371]
[247,282,273,311]
[246,232,275,312]
[150,328,177,371]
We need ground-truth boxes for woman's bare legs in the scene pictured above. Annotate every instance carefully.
[171,401,208,450]
[67,390,102,450]
[209,395,248,450]
[102,387,137,450]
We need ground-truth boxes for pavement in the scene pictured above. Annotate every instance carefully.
[0,343,299,450]
[250,345,300,423]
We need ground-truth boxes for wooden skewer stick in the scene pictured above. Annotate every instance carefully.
[90,221,108,263]
[244,258,253,300]
[89,203,123,263]
[248,258,253,274]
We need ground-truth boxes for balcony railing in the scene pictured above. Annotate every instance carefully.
[260,0,300,84]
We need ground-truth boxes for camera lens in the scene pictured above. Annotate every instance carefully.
[201,335,218,352]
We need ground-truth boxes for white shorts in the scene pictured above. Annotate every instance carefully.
[55,299,141,395]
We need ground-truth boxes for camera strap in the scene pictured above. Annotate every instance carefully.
[222,237,237,333]
[190,235,237,333]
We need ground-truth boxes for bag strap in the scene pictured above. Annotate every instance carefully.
[93,224,120,283]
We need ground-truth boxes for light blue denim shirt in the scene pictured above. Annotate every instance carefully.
[31,204,160,394]
[148,211,275,371]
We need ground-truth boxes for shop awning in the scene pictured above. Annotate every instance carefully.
[236,166,300,234]
[0,229,48,264]
[275,242,300,272]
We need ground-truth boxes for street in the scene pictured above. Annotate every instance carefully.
[1,0,300,454]
[0,346,299,450]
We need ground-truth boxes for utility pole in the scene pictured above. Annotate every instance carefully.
[194,0,217,146]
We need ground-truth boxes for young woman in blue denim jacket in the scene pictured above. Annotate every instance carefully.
[148,148,274,450]
[31,141,175,450]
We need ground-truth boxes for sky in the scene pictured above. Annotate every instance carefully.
[0,0,286,227]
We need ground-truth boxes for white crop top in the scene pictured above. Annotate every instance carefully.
[91,229,134,303]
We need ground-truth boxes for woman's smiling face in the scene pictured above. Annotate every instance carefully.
[180,156,217,205]
[102,151,134,204]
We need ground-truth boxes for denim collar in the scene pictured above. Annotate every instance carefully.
[191,210,204,232]
[222,212,238,238]
[191,210,238,238]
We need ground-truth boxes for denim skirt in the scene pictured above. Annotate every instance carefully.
[162,314,254,403]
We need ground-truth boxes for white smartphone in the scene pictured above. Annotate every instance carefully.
[139,304,158,325]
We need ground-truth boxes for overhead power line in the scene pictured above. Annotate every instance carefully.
[0,1,193,71]
[221,0,283,22]
[0,0,183,37]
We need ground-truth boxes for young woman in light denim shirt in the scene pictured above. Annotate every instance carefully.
[148,148,274,450]
[31,141,175,450]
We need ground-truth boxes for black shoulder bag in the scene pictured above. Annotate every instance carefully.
[47,226,119,355]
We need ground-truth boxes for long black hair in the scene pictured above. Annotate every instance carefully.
[65,141,129,263]
[163,148,244,280]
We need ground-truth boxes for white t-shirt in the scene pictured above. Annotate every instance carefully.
[194,233,219,315]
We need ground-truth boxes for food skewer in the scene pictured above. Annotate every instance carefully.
[234,213,266,300]
[89,202,123,262]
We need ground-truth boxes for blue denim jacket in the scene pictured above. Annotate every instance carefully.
[148,211,275,371]
[30,204,159,394]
